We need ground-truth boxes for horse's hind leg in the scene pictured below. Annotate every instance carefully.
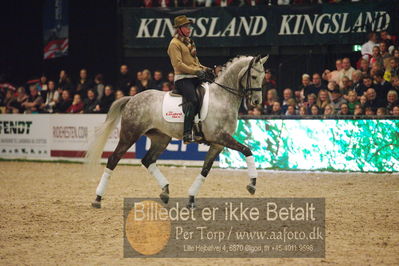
[141,131,171,204]
[92,130,140,208]
[187,144,224,208]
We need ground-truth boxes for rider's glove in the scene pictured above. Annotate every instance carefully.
[195,70,206,80]
[205,68,216,82]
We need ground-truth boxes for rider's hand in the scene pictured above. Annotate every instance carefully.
[195,70,206,80]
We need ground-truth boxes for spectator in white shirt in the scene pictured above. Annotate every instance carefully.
[361,32,378,61]
[338,58,355,88]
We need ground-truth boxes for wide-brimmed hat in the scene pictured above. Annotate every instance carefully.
[173,15,193,28]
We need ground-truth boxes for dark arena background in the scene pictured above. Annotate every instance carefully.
[1,0,399,265]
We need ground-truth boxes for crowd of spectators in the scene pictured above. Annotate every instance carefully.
[133,0,364,8]
[1,31,398,118]
[244,31,399,118]
[0,66,176,114]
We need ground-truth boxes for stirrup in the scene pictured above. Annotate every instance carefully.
[193,131,203,142]
[183,133,194,144]
[193,123,204,141]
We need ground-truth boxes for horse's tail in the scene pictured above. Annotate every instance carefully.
[85,96,132,168]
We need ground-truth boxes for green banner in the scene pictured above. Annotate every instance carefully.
[122,1,396,48]
[220,120,399,172]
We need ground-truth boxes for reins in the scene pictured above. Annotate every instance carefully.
[213,80,242,97]
[211,56,262,98]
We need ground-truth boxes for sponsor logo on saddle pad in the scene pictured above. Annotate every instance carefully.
[162,83,210,123]
[165,111,183,120]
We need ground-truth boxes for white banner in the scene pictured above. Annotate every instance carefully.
[0,114,51,159]
[49,114,135,159]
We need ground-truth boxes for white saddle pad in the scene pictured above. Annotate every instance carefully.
[162,83,210,123]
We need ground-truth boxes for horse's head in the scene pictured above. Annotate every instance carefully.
[239,55,269,107]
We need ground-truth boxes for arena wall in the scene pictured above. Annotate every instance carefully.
[1,114,398,172]
[0,114,210,166]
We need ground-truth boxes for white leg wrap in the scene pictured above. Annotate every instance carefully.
[188,174,206,196]
[246,156,258,179]
[148,163,169,189]
[96,168,113,197]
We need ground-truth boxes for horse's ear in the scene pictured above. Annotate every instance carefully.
[254,55,261,63]
[260,55,269,65]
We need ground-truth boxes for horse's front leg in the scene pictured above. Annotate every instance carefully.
[216,132,257,195]
[187,144,224,208]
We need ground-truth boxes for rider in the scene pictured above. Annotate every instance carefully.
[167,15,211,144]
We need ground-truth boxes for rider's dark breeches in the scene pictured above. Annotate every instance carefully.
[175,78,201,109]
[175,78,201,134]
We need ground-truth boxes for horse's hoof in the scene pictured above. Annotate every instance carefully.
[159,192,169,204]
[91,200,101,208]
[187,196,196,209]
[246,184,256,195]
[187,201,196,209]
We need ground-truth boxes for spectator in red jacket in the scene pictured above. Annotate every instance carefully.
[67,94,84,113]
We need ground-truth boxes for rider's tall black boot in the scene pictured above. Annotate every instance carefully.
[183,102,195,144]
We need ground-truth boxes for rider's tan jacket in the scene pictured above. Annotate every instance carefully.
[167,37,204,75]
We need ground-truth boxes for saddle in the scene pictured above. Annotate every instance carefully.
[169,68,215,112]
[169,85,206,114]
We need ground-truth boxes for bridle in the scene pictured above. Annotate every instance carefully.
[212,56,263,98]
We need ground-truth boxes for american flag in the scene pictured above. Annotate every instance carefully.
[43,38,69,59]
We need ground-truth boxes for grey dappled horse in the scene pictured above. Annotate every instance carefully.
[86,55,269,208]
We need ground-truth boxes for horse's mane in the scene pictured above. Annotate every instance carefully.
[215,55,253,83]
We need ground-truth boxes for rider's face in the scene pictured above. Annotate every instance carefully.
[179,24,191,37]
